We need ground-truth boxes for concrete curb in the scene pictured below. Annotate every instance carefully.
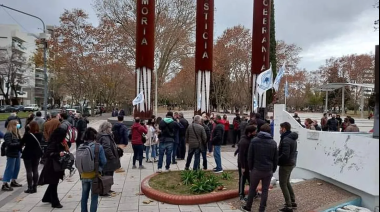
[311,196,362,212]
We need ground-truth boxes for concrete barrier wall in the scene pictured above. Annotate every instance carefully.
[274,104,379,209]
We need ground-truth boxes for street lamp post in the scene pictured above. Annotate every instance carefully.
[1,4,48,116]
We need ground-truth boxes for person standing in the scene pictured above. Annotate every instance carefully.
[184,115,207,170]
[206,117,215,157]
[1,120,23,191]
[111,116,129,172]
[278,122,298,212]
[79,128,107,212]
[44,112,61,142]
[201,118,211,170]
[97,121,121,197]
[222,115,230,145]
[255,113,266,133]
[241,124,278,212]
[345,118,360,132]
[38,128,68,208]
[336,115,343,131]
[75,113,88,149]
[145,119,158,163]
[177,113,189,160]
[327,114,339,132]
[304,118,316,130]
[5,112,22,129]
[232,114,241,148]
[211,115,224,173]
[21,121,43,193]
[172,117,184,165]
[157,112,179,173]
[33,111,45,133]
[237,125,257,201]
[321,113,328,131]
[131,118,148,169]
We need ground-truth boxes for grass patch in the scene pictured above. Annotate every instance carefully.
[149,170,239,195]
[0,112,29,121]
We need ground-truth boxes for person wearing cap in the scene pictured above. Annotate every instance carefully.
[156,112,179,173]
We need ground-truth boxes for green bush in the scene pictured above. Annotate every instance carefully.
[181,170,196,186]
[181,170,223,194]
[221,172,232,180]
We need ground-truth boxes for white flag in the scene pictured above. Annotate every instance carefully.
[256,66,273,95]
[273,63,285,91]
[132,91,145,106]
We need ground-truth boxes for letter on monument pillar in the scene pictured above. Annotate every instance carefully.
[204,3,209,10]
[263,0,269,6]
[202,52,209,59]
[263,8,268,16]
[262,27,267,34]
[142,17,148,25]
[141,38,148,45]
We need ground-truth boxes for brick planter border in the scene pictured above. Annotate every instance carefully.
[140,173,250,205]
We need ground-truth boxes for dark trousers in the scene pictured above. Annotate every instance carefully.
[132,144,144,166]
[172,142,178,163]
[233,130,241,145]
[279,166,296,206]
[24,158,40,187]
[246,170,273,212]
[201,150,207,170]
[177,137,186,159]
[42,184,60,206]
[238,164,250,197]
[223,130,229,145]
[102,171,114,177]
[185,148,201,170]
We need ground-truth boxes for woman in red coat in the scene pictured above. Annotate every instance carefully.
[131,118,148,169]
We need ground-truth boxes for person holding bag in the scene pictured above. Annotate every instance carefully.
[76,128,107,212]
[1,120,22,191]
[38,128,69,209]
[21,121,43,193]
[184,115,207,170]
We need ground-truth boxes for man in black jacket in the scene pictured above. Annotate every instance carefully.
[242,124,278,212]
[278,122,298,212]
[255,113,266,133]
[236,125,257,201]
[211,115,224,173]
[177,113,189,160]
[157,112,179,172]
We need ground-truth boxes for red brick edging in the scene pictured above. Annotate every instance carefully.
[140,173,250,205]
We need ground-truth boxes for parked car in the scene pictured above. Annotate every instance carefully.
[0,105,16,113]
[24,104,40,112]
[13,105,25,112]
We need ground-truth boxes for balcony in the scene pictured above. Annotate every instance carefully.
[35,74,44,79]
[12,41,26,54]
[11,31,27,43]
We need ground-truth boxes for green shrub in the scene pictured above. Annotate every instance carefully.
[221,172,232,180]
[194,170,205,180]
[190,174,222,194]
[181,171,196,186]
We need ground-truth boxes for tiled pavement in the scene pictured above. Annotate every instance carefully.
[0,120,241,212]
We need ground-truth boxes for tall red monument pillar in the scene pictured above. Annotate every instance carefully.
[195,0,214,115]
[251,0,271,113]
[135,0,155,119]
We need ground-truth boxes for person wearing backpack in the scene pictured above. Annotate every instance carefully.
[111,116,129,172]
[76,128,107,212]
[20,121,43,194]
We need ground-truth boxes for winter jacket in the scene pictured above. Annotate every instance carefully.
[75,118,88,142]
[131,123,148,145]
[202,123,211,145]
[112,123,129,145]
[211,122,224,146]
[159,117,179,143]
[179,118,189,137]
[345,124,360,132]
[222,119,230,131]
[3,132,22,158]
[97,134,121,172]
[21,132,43,160]
[278,131,298,167]
[38,139,66,185]
[239,120,248,137]
[60,120,72,131]
[237,135,251,170]
[327,118,339,132]
[256,118,267,133]
[43,119,61,141]
[248,132,278,173]
[186,123,207,151]
[67,116,75,126]
[33,116,46,133]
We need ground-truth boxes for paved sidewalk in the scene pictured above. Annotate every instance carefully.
[0,122,240,212]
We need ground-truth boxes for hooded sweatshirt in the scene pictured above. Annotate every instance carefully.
[248,132,278,173]
[159,117,179,143]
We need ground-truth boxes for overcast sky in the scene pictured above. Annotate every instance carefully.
[1,0,379,70]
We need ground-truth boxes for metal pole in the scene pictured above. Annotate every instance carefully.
[1,4,47,116]
[325,91,329,112]
[374,45,379,138]
[361,88,365,119]
[342,87,345,116]
[155,70,158,116]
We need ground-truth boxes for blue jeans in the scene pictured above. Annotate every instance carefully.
[172,143,178,163]
[185,148,201,170]
[3,155,21,183]
[81,179,99,212]
[145,145,157,161]
[201,150,208,170]
[213,146,222,171]
[158,142,173,170]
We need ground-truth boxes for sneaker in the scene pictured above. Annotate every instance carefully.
[213,169,223,173]
[213,168,217,171]
[278,207,294,212]
[132,165,137,169]
[115,168,126,173]
[156,169,163,173]
[1,184,13,191]
[172,162,177,165]
[139,166,146,169]
[241,206,251,212]
[184,167,190,171]
[10,181,22,187]
[164,168,171,172]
